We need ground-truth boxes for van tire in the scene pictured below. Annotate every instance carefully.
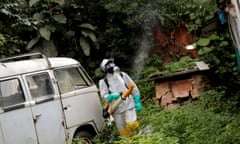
[74,131,94,144]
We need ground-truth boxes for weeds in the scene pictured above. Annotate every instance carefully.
[94,99,240,144]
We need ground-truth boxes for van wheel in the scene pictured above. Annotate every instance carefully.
[73,131,94,144]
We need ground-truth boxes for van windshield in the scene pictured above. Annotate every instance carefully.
[54,67,88,94]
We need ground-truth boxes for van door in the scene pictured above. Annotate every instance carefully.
[24,71,66,144]
[54,66,103,131]
[0,77,38,144]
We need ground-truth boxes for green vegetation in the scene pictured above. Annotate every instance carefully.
[0,0,216,79]
[2,0,240,143]
[197,33,240,84]
[142,56,200,79]
[93,97,240,144]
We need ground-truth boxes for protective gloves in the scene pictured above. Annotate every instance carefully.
[106,93,120,102]
[134,94,142,112]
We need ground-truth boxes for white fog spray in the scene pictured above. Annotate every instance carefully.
[132,3,157,80]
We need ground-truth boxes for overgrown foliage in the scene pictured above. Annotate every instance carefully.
[0,0,100,72]
[137,81,155,102]
[0,0,217,81]
[2,1,240,143]
[197,32,240,84]
[138,55,200,81]
[196,31,240,108]
[199,86,240,113]
[94,98,240,144]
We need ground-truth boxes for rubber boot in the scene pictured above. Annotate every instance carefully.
[126,121,139,135]
[119,128,130,137]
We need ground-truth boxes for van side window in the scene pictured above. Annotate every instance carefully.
[26,73,54,100]
[54,67,87,94]
[0,79,25,108]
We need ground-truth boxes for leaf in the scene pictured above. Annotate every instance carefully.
[29,0,40,7]
[158,15,165,25]
[66,31,75,39]
[42,40,57,56]
[33,12,42,21]
[197,38,210,46]
[79,23,96,31]
[179,56,192,63]
[190,13,196,20]
[195,18,201,25]
[80,37,90,56]
[219,41,229,47]
[209,34,219,40]
[81,30,97,42]
[95,42,100,50]
[26,37,40,50]
[198,47,212,55]
[39,27,51,40]
[52,0,65,5]
[53,14,67,24]
[48,25,56,32]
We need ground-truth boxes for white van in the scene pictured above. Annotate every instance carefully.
[0,53,104,144]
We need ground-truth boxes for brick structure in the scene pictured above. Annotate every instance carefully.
[154,62,210,108]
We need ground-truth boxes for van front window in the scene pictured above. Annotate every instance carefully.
[0,79,25,108]
[54,67,87,94]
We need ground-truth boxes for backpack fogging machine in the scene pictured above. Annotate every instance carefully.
[102,82,135,118]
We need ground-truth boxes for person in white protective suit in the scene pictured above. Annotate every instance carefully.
[98,58,142,137]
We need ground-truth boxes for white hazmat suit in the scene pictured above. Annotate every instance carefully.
[98,58,142,137]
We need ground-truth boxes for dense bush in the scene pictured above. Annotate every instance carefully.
[93,96,240,144]
[137,81,155,102]
[147,104,240,144]
[2,1,240,143]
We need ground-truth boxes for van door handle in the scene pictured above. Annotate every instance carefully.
[33,114,42,123]
[36,114,42,118]
[63,105,71,110]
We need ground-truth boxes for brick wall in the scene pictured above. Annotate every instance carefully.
[155,73,209,109]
